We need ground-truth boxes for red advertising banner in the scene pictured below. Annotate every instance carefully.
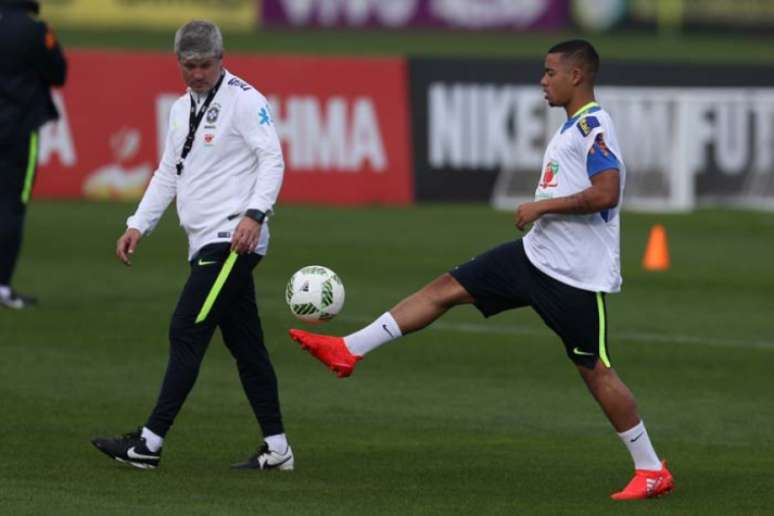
[36,50,413,205]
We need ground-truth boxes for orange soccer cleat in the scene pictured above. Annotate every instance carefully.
[289,329,361,378]
[611,460,674,500]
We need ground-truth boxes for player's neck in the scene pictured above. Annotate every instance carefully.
[565,96,597,119]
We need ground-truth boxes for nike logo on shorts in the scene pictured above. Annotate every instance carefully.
[572,347,595,357]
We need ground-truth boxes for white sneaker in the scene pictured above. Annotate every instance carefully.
[231,443,294,471]
[0,289,37,310]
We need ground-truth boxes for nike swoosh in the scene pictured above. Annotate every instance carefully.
[198,259,218,266]
[382,324,394,338]
[127,446,159,460]
[572,347,595,356]
[630,431,644,443]
[263,455,292,469]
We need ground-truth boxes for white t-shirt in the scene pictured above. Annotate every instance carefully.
[127,70,284,259]
[523,103,626,293]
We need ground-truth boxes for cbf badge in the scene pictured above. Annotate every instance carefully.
[576,116,600,137]
[206,103,221,125]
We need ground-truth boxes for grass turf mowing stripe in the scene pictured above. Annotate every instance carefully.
[326,313,774,351]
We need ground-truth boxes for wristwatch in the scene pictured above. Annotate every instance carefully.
[244,209,266,224]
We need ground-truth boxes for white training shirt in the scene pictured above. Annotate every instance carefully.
[127,70,284,260]
[523,103,626,293]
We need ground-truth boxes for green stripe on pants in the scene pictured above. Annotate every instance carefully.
[21,132,38,204]
[195,251,238,323]
[596,292,611,368]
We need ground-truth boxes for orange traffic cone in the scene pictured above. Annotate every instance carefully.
[642,224,670,271]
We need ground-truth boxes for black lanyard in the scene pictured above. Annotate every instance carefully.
[176,72,225,175]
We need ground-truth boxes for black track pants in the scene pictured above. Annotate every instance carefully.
[0,132,37,286]
[145,243,284,438]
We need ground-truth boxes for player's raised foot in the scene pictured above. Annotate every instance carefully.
[611,460,673,500]
[91,428,161,470]
[231,443,294,471]
[288,329,361,378]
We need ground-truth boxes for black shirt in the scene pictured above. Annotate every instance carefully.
[0,1,67,143]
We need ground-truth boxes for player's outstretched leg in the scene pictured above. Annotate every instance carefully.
[577,361,674,499]
[289,273,473,377]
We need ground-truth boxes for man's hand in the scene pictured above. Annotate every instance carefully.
[231,217,261,254]
[116,228,142,266]
[515,201,545,231]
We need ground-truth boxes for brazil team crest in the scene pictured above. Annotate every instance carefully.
[206,103,221,124]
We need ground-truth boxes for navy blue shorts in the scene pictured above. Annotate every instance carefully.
[449,240,611,369]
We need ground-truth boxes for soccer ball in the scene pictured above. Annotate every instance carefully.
[285,265,345,323]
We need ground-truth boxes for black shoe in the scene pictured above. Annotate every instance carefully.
[0,289,37,309]
[91,428,161,470]
[231,443,294,471]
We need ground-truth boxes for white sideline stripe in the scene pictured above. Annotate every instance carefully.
[265,298,772,351]
[333,314,774,351]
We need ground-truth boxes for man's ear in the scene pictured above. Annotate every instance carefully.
[571,66,584,87]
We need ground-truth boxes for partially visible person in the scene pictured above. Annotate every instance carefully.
[0,0,67,309]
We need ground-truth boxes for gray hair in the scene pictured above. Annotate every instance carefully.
[174,20,224,61]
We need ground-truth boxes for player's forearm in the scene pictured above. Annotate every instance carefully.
[127,171,176,235]
[538,185,618,216]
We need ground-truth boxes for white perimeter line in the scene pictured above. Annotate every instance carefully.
[332,314,774,351]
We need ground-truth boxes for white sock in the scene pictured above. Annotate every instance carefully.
[617,420,661,471]
[264,433,288,453]
[141,426,164,452]
[344,312,402,357]
[0,285,10,298]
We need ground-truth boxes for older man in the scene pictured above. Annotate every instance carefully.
[92,20,293,471]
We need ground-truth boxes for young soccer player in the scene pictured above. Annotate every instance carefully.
[290,40,673,500]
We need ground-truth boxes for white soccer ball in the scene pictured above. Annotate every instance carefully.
[285,265,345,323]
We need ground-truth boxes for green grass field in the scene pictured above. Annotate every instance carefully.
[1,202,772,515]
